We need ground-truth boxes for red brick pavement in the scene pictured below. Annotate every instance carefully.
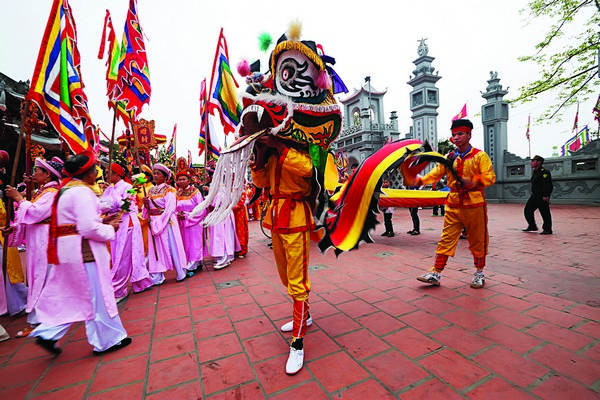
[0,203,599,399]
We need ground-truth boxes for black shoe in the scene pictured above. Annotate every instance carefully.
[35,337,62,355]
[93,337,132,356]
[388,233,395,237]
[522,226,538,232]
[540,231,553,235]
[381,232,389,237]
[410,231,420,236]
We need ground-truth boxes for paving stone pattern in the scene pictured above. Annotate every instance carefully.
[0,203,599,399]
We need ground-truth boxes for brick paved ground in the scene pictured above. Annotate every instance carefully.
[0,203,599,399]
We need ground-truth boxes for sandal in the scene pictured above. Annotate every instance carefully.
[16,326,34,338]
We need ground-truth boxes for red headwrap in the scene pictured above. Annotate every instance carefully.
[111,163,125,177]
[176,171,190,179]
[451,126,472,134]
[111,163,131,184]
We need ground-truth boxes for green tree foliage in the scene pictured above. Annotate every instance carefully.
[512,0,600,120]
[157,145,174,166]
[437,139,455,155]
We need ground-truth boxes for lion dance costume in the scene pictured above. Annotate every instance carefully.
[192,24,453,374]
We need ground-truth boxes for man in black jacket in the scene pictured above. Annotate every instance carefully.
[523,155,554,235]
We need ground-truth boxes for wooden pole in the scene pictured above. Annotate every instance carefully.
[2,100,30,274]
[129,111,158,260]
[128,112,143,172]
[107,107,118,184]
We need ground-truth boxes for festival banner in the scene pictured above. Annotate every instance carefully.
[207,28,241,135]
[451,104,467,121]
[167,124,177,161]
[28,0,93,153]
[198,77,222,159]
[114,0,151,119]
[98,9,129,123]
[561,126,590,156]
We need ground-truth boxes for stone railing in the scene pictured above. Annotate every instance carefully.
[487,141,600,205]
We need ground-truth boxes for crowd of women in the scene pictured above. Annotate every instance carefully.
[0,149,251,353]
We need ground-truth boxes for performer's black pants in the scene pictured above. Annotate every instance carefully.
[409,207,420,232]
[383,212,393,234]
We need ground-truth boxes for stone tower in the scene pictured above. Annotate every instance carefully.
[481,71,509,184]
[407,38,441,148]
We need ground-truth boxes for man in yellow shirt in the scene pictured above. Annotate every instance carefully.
[251,135,314,375]
[415,119,496,288]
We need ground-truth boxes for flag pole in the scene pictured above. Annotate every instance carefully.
[2,100,31,274]
[128,111,143,171]
[129,110,158,260]
[107,106,118,183]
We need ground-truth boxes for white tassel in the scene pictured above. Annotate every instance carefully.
[189,141,256,226]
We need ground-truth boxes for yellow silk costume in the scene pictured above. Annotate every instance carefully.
[421,148,496,260]
[1,200,24,284]
[252,147,313,303]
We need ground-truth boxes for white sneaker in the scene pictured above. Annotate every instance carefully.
[470,272,485,289]
[417,271,441,286]
[285,347,304,375]
[280,317,313,332]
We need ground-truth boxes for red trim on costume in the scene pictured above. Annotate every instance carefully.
[433,254,448,272]
[292,299,310,338]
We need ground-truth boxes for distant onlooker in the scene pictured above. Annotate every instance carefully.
[522,155,553,235]
[381,180,395,237]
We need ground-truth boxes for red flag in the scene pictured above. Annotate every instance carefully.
[451,104,467,121]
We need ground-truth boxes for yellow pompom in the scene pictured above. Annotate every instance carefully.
[288,20,302,41]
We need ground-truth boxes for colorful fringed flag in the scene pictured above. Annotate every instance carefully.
[167,124,177,161]
[561,126,590,156]
[114,0,151,120]
[28,0,93,154]
[198,78,208,155]
[198,78,221,159]
[97,9,129,123]
[451,104,467,121]
[525,115,531,141]
[208,28,241,135]
[594,94,600,122]
[188,149,193,168]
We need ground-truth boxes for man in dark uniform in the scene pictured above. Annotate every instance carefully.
[522,155,554,235]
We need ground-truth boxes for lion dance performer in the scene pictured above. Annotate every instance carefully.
[414,119,496,288]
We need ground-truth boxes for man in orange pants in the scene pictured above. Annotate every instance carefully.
[251,135,314,375]
[415,119,496,288]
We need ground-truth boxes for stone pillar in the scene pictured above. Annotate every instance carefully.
[481,71,509,200]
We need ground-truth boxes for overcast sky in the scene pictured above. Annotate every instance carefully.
[1,0,597,162]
